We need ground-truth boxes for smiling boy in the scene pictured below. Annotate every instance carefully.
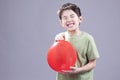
[55,3,100,80]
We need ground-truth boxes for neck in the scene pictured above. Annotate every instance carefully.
[67,28,81,36]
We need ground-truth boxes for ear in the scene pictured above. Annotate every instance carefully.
[79,16,83,23]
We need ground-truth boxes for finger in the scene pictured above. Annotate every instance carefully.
[61,70,67,72]
[62,70,71,73]
[55,35,64,41]
[70,66,76,70]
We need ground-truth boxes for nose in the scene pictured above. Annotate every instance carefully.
[66,17,72,22]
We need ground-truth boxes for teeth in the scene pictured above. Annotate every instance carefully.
[67,23,74,28]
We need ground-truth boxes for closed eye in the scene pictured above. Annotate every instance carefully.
[70,14,75,18]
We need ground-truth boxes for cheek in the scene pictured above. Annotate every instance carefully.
[76,19,81,24]
[61,20,66,26]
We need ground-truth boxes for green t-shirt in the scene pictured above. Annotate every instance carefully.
[56,31,100,80]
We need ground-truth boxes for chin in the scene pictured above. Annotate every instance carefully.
[68,28,76,31]
[68,29,76,32]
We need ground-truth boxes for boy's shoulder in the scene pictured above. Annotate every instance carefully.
[82,31,94,41]
[58,31,95,41]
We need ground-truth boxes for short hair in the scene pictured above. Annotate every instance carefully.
[57,3,82,20]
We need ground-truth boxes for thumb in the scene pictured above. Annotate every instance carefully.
[70,66,76,70]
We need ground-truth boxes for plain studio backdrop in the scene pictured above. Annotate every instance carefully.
[0,0,120,80]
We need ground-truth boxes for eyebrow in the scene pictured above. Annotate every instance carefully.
[70,14,75,17]
[62,13,75,17]
[70,14,75,16]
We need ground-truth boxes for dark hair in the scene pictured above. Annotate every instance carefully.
[57,3,82,20]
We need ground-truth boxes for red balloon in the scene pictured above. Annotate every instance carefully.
[47,40,77,72]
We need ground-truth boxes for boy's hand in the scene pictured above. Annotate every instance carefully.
[60,66,81,74]
[55,33,65,41]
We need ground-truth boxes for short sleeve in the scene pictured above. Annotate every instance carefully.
[87,35,100,61]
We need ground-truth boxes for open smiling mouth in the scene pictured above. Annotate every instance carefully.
[66,23,75,28]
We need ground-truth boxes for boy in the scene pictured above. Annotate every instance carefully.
[55,3,100,80]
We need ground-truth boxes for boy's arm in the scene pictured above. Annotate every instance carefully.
[62,59,96,74]
[78,59,96,73]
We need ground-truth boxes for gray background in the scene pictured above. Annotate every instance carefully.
[0,0,120,80]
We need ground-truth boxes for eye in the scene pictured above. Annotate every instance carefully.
[62,16,67,20]
[70,14,75,18]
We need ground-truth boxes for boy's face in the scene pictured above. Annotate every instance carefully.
[60,9,82,31]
